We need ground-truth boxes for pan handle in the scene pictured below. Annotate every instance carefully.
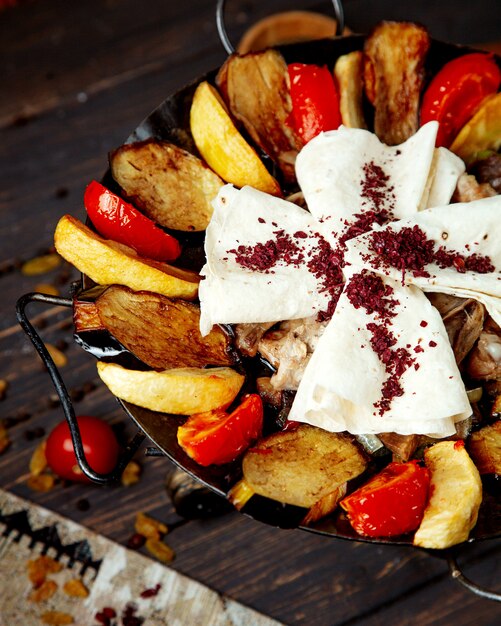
[16,292,145,485]
[447,554,501,602]
[216,0,345,55]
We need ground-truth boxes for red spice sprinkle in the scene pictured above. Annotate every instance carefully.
[345,271,398,319]
[228,231,303,273]
[339,209,391,246]
[420,320,428,327]
[140,583,162,599]
[95,607,117,625]
[367,225,495,279]
[360,161,396,212]
[429,340,437,347]
[414,345,424,353]
[294,230,308,238]
[258,217,266,224]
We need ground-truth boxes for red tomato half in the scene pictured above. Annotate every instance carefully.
[177,394,263,466]
[340,460,430,537]
[420,53,501,148]
[288,63,342,144]
[45,415,119,482]
[84,181,181,262]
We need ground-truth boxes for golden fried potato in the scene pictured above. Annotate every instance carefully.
[111,140,223,232]
[467,420,501,475]
[334,51,367,129]
[190,81,281,195]
[364,21,430,144]
[413,441,482,549]
[242,424,367,508]
[96,285,234,369]
[217,50,301,183]
[97,362,244,414]
[54,215,199,300]
[450,93,501,162]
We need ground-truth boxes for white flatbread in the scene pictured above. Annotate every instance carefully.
[295,122,439,247]
[421,147,465,210]
[290,274,471,438]
[345,196,501,326]
[199,185,333,335]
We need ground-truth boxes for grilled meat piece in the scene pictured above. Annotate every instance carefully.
[217,49,302,183]
[467,317,501,381]
[364,21,429,145]
[234,322,275,358]
[427,293,485,364]
[452,172,497,203]
[469,154,501,194]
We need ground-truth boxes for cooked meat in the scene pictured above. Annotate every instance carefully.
[258,317,327,390]
[217,49,302,183]
[469,154,501,194]
[427,293,485,364]
[467,317,501,381]
[255,377,283,407]
[378,433,419,462]
[234,322,275,358]
[452,173,497,203]
[364,21,429,144]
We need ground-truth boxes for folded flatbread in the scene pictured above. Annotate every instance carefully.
[289,273,471,437]
[199,185,334,335]
[345,195,501,326]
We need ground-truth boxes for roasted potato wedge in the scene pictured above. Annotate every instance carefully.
[190,81,281,195]
[54,215,199,300]
[242,424,367,508]
[334,51,367,129]
[110,140,223,232]
[97,362,244,414]
[217,50,301,183]
[96,285,234,369]
[450,93,501,162]
[364,21,429,144]
[467,420,501,475]
[413,441,482,549]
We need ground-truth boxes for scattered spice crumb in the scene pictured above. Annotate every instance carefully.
[34,283,60,296]
[134,512,167,540]
[140,583,162,599]
[95,607,117,625]
[145,538,175,564]
[76,498,90,512]
[126,533,146,550]
[0,422,10,455]
[121,461,141,487]
[40,611,74,625]
[27,555,63,587]
[21,253,61,276]
[27,473,55,492]
[29,579,58,603]
[45,344,68,368]
[30,441,48,476]
[63,578,89,598]
[0,379,8,401]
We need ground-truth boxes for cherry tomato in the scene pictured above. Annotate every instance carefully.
[84,181,181,262]
[420,53,501,148]
[288,63,342,144]
[340,460,430,537]
[177,394,263,466]
[45,415,120,482]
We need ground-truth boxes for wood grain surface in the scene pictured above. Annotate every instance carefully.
[1,1,501,624]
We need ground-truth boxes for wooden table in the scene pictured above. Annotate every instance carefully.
[1,1,500,624]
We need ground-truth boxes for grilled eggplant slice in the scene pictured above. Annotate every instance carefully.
[378,433,419,462]
[364,21,430,145]
[217,49,301,183]
[111,139,224,232]
[334,51,367,129]
[95,285,234,369]
[413,441,482,549]
[468,420,501,474]
[73,299,104,333]
[242,424,367,509]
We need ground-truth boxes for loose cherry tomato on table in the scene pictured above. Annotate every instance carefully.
[84,181,181,262]
[340,460,430,537]
[45,415,120,482]
[420,53,501,148]
[288,63,342,144]
[177,394,263,466]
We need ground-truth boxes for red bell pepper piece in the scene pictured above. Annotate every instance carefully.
[84,181,181,262]
[420,53,501,148]
[288,63,342,144]
[177,394,263,466]
[340,460,430,537]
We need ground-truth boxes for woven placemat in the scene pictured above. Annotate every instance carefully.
[0,489,283,626]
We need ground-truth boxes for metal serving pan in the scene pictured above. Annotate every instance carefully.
[16,0,501,601]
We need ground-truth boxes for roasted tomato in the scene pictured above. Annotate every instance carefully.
[288,63,342,144]
[45,415,119,482]
[177,394,263,466]
[420,53,501,148]
[340,460,430,537]
[84,181,181,262]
